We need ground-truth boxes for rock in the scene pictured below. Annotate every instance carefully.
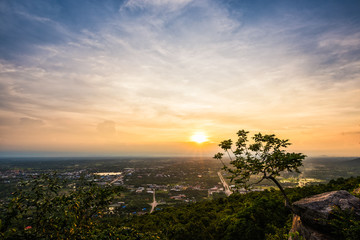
[289,190,360,240]
[288,215,333,240]
[292,190,360,228]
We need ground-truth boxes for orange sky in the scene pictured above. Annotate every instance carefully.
[0,0,359,157]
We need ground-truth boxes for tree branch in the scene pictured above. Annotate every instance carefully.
[226,150,233,161]
[267,176,293,212]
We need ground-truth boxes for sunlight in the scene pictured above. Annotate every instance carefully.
[190,132,208,144]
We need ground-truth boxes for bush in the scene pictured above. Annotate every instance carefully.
[0,173,157,239]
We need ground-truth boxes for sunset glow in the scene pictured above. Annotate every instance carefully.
[0,1,359,157]
[191,133,208,144]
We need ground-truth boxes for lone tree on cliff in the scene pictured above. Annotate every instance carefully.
[214,130,306,208]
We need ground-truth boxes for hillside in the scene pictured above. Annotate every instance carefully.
[115,176,360,239]
[341,157,360,167]
[1,176,360,239]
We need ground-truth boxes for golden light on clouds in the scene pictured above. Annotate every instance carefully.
[0,1,359,157]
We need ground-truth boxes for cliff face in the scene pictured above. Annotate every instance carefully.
[288,190,360,240]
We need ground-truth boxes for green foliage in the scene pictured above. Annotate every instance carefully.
[265,217,293,240]
[214,130,306,206]
[2,168,360,239]
[118,177,360,240]
[327,206,360,240]
[0,173,158,239]
[122,190,291,240]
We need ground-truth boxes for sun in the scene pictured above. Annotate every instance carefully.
[190,132,208,144]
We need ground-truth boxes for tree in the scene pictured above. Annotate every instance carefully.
[214,130,306,209]
[0,173,158,239]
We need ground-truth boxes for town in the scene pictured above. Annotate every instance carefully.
[1,156,358,214]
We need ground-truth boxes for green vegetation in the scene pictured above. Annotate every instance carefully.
[0,173,158,239]
[214,130,306,207]
[327,206,360,240]
[1,173,360,239]
[119,176,360,240]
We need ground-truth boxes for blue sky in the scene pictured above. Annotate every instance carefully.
[0,0,360,157]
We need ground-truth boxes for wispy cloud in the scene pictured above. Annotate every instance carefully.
[0,0,359,156]
[122,0,193,12]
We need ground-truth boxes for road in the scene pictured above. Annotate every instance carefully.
[109,173,123,185]
[149,190,158,213]
[218,171,232,196]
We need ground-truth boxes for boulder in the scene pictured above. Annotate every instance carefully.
[288,215,333,240]
[289,190,360,240]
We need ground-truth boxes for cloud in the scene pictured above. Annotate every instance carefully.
[342,131,360,135]
[0,0,359,156]
[0,1,72,61]
[19,117,44,127]
[122,0,193,12]
[1,1,359,118]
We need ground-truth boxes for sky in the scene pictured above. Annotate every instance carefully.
[0,0,359,157]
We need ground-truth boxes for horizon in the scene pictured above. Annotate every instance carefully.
[0,153,358,160]
[1,0,360,157]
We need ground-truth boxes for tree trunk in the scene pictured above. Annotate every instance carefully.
[268,176,294,212]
